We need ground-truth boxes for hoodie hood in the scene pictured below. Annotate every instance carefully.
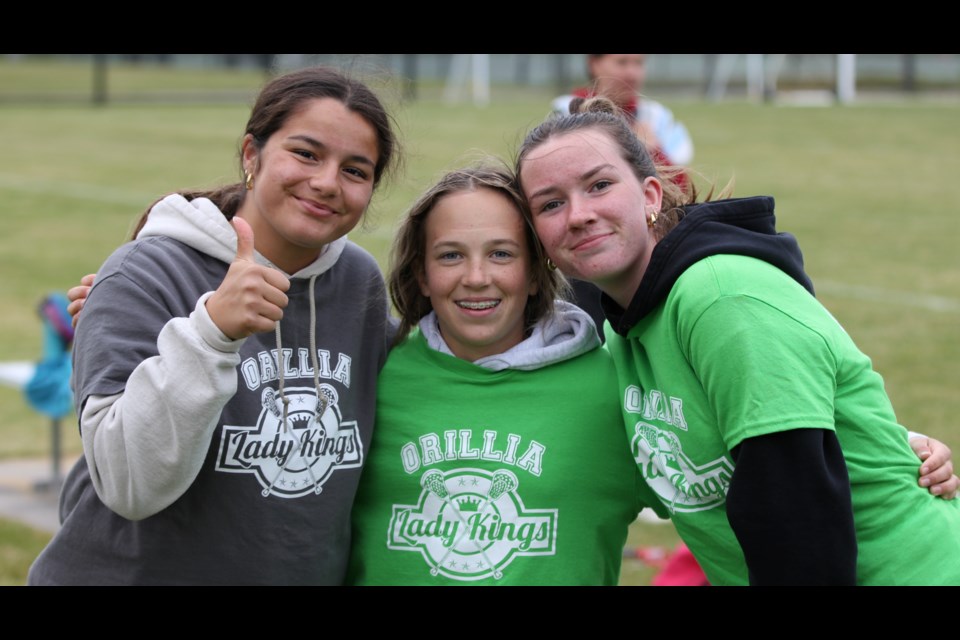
[137,194,347,279]
[419,299,600,372]
[137,193,346,438]
[604,196,814,336]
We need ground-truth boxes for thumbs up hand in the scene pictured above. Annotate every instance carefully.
[206,217,291,340]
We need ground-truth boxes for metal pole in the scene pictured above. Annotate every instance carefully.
[902,54,916,92]
[472,53,490,107]
[92,54,108,106]
[746,54,765,102]
[403,54,418,101]
[555,54,568,95]
[837,54,856,104]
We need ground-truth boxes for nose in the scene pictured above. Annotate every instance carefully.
[309,162,340,196]
[462,257,491,288]
[566,194,596,229]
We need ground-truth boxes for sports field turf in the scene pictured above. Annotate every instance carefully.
[1,61,957,585]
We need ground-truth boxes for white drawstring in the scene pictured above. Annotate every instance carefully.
[263,272,328,497]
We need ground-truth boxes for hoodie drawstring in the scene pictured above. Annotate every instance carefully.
[263,272,328,497]
[308,273,330,422]
[273,272,325,431]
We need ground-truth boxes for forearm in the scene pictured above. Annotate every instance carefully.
[81,293,243,520]
[726,429,857,585]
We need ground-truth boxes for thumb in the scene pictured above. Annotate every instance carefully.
[909,435,932,461]
[231,216,255,262]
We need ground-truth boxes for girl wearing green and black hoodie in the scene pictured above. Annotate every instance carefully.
[516,96,960,586]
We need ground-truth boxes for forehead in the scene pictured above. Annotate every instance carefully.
[426,189,525,239]
[276,97,379,159]
[520,129,626,185]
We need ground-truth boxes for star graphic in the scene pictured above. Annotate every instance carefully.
[296,396,305,405]
[458,478,466,487]
[447,560,457,568]
[460,562,470,571]
[470,478,479,486]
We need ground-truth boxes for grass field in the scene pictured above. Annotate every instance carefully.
[1,61,958,585]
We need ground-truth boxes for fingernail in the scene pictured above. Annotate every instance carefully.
[920,478,931,487]
[932,486,942,495]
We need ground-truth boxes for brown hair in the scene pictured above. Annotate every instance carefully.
[388,165,569,344]
[131,66,400,239]
[516,95,694,241]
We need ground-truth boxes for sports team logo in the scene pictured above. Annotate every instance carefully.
[216,384,362,498]
[388,468,557,581]
[632,421,734,513]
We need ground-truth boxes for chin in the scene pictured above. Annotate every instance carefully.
[561,263,592,282]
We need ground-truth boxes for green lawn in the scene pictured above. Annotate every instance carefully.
[1,61,958,585]
[0,517,52,586]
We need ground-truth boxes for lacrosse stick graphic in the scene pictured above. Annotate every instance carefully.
[428,469,518,579]
[260,391,326,497]
[261,425,323,496]
[420,469,474,530]
[419,469,503,575]
[636,422,687,510]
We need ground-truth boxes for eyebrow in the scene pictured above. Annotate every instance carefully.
[287,134,376,168]
[527,164,614,201]
[431,238,523,250]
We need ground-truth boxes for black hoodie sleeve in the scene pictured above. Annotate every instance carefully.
[727,428,857,585]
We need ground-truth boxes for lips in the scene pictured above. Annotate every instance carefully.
[571,232,613,252]
[456,299,500,310]
[295,195,338,217]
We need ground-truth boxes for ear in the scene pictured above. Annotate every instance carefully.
[240,133,259,176]
[641,176,663,212]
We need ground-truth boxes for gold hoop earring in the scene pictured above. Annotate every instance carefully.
[647,210,659,228]
[245,171,254,191]
[546,258,557,272]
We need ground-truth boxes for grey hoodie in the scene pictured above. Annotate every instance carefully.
[29,194,391,585]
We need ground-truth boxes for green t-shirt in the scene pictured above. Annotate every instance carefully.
[347,330,660,585]
[607,254,960,585]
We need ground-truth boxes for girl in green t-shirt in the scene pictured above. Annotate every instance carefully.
[515,96,960,585]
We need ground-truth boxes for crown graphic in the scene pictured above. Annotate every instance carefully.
[456,496,481,512]
[289,414,312,430]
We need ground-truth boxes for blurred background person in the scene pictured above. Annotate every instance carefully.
[552,54,694,169]
[553,55,695,331]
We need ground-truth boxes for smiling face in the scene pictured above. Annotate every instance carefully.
[418,188,538,362]
[520,128,662,308]
[236,97,379,273]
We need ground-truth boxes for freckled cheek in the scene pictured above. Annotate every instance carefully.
[532,221,558,252]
